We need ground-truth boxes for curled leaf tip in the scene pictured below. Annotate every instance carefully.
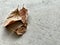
[11,8,19,14]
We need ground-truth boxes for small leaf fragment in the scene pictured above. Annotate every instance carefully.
[4,6,28,36]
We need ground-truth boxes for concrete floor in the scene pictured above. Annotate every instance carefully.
[0,0,60,45]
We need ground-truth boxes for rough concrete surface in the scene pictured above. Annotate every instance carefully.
[0,0,60,45]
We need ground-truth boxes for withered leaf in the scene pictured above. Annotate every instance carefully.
[4,6,28,36]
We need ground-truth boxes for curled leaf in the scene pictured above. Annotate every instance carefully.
[4,6,28,36]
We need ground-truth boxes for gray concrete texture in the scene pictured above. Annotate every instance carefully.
[0,0,60,45]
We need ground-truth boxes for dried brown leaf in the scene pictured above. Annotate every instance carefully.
[4,6,28,36]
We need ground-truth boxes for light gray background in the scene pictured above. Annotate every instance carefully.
[0,0,60,45]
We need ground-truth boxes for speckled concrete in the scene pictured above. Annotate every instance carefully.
[0,0,60,45]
